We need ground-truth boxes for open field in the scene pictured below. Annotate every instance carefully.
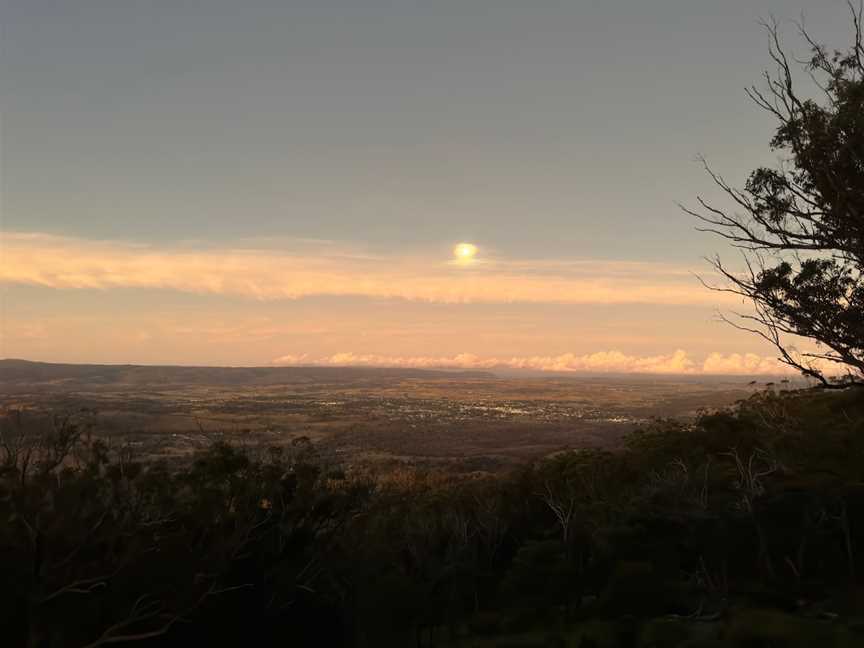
[0,360,780,473]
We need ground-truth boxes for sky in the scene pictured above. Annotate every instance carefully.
[0,0,854,374]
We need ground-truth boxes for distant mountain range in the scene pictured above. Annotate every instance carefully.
[0,359,495,387]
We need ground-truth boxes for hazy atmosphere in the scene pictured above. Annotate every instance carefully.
[1,0,853,373]
[3,1,864,646]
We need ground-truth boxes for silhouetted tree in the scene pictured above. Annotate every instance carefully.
[685,2,864,386]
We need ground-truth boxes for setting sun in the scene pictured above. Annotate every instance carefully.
[3,1,862,641]
[453,242,478,263]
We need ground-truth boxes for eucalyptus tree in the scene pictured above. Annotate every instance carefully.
[686,2,864,385]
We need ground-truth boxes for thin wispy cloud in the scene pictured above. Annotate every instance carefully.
[1,232,733,306]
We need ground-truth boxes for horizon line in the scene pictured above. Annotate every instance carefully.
[0,357,809,381]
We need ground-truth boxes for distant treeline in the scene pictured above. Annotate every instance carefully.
[0,359,495,387]
[2,389,864,647]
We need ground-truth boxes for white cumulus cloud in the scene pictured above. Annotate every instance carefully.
[271,349,812,376]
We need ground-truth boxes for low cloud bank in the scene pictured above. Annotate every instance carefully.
[272,350,823,376]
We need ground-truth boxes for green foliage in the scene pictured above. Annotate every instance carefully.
[727,608,858,648]
[686,6,864,382]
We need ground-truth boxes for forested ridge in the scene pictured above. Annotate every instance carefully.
[3,389,864,647]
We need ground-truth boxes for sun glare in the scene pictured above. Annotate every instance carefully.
[453,242,478,264]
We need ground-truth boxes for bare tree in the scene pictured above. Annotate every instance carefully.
[539,478,579,549]
[684,2,864,386]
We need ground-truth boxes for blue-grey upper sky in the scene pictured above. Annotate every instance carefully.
[0,0,854,371]
[3,0,851,259]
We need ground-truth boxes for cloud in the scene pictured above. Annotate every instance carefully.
[271,353,311,365]
[700,352,839,377]
[1,231,734,306]
[701,352,788,375]
[271,349,807,376]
